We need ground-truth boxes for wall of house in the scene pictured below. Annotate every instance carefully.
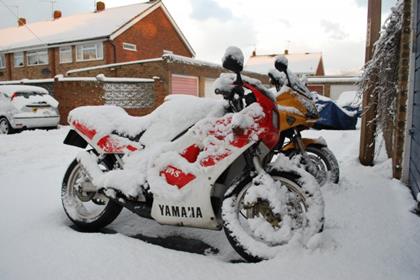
[0,54,11,81]
[54,42,113,76]
[0,44,111,81]
[5,50,55,80]
[112,7,193,62]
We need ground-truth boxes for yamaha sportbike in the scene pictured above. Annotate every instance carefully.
[61,47,324,262]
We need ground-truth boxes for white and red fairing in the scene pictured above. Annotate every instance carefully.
[68,87,278,229]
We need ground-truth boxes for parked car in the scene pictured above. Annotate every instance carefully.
[0,85,60,134]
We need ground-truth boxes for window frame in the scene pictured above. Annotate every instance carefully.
[0,53,5,69]
[76,42,103,62]
[27,49,49,66]
[14,52,24,68]
[122,42,137,52]
[59,46,73,64]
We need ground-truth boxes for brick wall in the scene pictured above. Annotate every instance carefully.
[113,7,193,62]
[53,78,164,124]
[67,58,269,98]
[8,50,55,80]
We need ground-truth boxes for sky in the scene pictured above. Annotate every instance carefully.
[0,0,396,75]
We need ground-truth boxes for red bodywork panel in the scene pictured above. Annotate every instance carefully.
[97,135,139,153]
[72,121,97,140]
[160,165,196,189]
[244,82,279,149]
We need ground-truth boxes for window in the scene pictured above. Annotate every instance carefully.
[14,52,24,67]
[59,46,72,63]
[76,42,103,61]
[0,54,5,69]
[27,49,48,66]
[123,42,137,52]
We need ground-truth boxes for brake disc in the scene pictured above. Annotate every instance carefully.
[245,200,282,228]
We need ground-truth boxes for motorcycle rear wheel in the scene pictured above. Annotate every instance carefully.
[287,145,339,186]
[61,156,122,232]
[222,170,324,262]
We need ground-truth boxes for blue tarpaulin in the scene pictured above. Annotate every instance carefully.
[314,99,359,130]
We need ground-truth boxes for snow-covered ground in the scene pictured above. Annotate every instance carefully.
[0,126,419,280]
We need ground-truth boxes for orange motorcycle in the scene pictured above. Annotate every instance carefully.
[268,56,339,186]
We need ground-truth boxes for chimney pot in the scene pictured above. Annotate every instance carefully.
[96,1,105,12]
[284,49,289,55]
[18,18,26,27]
[53,10,62,20]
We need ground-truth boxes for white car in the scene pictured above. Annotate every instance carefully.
[0,85,60,134]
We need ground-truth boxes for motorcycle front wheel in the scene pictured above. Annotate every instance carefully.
[61,155,122,232]
[222,170,324,262]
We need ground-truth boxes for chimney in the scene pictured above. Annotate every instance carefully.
[252,49,256,57]
[96,1,105,12]
[53,10,62,20]
[18,18,26,27]
[284,49,289,55]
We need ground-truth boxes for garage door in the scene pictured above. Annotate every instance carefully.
[171,74,198,96]
[204,78,221,99]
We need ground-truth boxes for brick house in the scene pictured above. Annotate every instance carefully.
[0,0,194,81]
[245,50,362,99]
[245,50,325,77]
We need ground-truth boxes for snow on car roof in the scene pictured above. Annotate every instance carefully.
[0,85,49,96]
[0,2,156,52]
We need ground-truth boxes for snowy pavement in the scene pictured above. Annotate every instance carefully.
[0,127,419,280]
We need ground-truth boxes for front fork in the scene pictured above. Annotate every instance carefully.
[292,129,318,175]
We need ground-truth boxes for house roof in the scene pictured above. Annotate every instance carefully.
[245,52,323,76]
[0,1,195,55]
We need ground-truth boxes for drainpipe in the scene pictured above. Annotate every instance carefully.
[110,40,117,64]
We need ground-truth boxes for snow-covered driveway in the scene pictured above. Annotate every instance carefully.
[0,127,419,280]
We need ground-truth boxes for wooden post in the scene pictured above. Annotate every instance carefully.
[359,0,382,166]
[393,0,411,179]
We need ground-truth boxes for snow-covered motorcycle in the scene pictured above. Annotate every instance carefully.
[61,47,324,262]
[268,56,340,186]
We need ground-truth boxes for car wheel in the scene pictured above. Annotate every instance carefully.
[0,117,13,135]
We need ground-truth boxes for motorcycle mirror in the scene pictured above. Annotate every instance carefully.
[268,69,281,85]
[274,55,288,73]
[222,46,244,73]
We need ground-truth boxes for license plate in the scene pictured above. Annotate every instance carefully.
[32,108,37,112]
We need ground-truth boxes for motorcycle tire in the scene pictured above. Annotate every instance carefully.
[222,170,324,262]
[287,145,339,186]
[61,155,123,232]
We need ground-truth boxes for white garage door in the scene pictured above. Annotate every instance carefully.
[171,74,198,96]
[204,78,221,99]
[330,84,358,100]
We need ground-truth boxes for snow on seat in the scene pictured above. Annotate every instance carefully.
[68,95,227,147]
[69,105,151,140]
